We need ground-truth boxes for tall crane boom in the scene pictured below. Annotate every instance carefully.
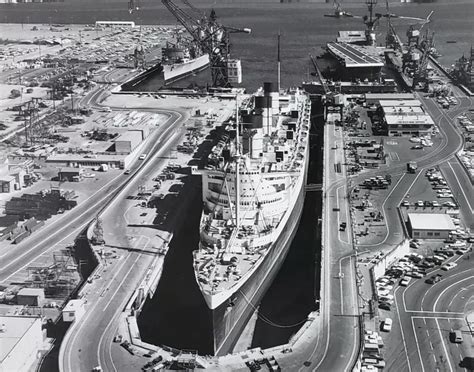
[161,0,250,87]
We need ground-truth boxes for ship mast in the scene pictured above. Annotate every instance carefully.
[277,30,281,93]
[235,95,241,227]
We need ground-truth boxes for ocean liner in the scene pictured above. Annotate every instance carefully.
[193,83,311,355]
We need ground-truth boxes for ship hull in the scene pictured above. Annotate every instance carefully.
[163,54,210,85]
[211,141,310,356]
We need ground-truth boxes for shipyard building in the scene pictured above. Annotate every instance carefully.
[408,213,456,239]
[377,100,434,136]
[0,316,44,372]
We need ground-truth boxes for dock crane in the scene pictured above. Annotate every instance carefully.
[161,0,251,88]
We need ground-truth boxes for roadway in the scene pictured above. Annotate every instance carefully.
[59,106,189,372]
[0,108,182,286]
[392,254,474,372]
[374,78,474,371]
[288,80,472,372]
[278,122,360,372]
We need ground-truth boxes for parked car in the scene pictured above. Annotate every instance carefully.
[441,262,458,271]
[379,302,391,311]
[382,318,393,332]
[425,274,442,284]
[400,277,411,286]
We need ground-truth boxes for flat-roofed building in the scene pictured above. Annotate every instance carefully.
[16,288,45,307]
[62,299,86,323]
[365,93,415,104]
[379,100,434,136]
[58,167,85,182]
[0,316,43,372]
[0,175,16,193]
[95,21,135,28]
[408,213,456,239]
[114,130,143,154]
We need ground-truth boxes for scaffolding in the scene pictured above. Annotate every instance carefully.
[26,247,78,299]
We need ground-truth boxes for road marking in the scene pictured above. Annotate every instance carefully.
[102,236,149,312]
[419,268,474,312]
[61,236,140,372]
[358,172,408,247]
[406,311,464,316]
[347,256,359,372]
[98,237,150,372]
[0,172,124,270]
[300,121,338,372]
[446,161,474,213]
[1,111,182,275]
[394,287,412,372]
[411,317,425,372]
[448,283,474,310]
[435,317,454,372]
[336,186,349,244]
[432,276,474,312]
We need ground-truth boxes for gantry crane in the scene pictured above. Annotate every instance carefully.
[160,0,251,87]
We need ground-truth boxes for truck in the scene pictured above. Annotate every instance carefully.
[99,164,108,172]
[407,161,417,173]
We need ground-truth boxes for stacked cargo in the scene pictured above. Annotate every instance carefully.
[5,190,77,221]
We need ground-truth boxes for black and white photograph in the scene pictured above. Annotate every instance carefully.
[0,0,473,371]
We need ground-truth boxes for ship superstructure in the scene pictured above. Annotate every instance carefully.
[161,41,210,84]
[192,83,311,354]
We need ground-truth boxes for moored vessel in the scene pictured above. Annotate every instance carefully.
[161,42,210,84]
[193,83,311,354]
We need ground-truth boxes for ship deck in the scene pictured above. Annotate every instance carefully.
[327,42,384,68]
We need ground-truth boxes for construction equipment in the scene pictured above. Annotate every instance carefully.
[309,54,330,95]
[160,0,251,87]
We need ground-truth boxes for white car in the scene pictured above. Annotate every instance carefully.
[382,318,393,332]
[139,153,147,160]
[400,277,411,286]
[378,289,391,297]
[441,262,458,271]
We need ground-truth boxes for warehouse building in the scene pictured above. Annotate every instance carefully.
[378,100,434,136]
[407,213,456,239]
[113,130,144,154]
[58,167,85,182]
[16,288,45,307]
[0,315,44,372]
[365,93,415,105]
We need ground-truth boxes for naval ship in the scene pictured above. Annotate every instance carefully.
[161,41,210,85]
[193,82,311,355]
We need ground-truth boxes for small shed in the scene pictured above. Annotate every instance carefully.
[16,288,45,307]
[62,299,86,322]
[58,167,84,182]
[0,175,16,193]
